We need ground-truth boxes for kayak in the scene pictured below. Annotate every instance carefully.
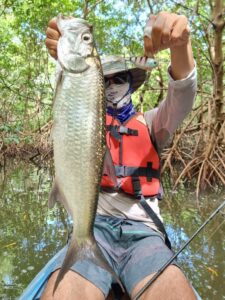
[19,246,202,300]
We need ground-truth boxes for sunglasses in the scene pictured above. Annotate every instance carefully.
[104,72,129,87]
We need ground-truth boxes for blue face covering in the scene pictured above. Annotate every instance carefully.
[107,101,136,123]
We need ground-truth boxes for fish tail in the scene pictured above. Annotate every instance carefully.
[53,232,78,294]
[53,232,124,295]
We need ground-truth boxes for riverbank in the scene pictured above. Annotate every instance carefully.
[1,132,224,198]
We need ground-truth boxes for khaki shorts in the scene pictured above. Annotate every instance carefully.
[52,214,176,297]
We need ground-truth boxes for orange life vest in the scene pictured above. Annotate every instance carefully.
[101,113,161,197]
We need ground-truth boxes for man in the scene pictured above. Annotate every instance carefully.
[43,12,197,300]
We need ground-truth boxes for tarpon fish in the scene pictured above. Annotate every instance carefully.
[49,15,119,293]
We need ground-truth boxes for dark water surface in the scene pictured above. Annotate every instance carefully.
[0,160,224,299]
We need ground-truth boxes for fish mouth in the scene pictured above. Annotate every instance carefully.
[69,50,92,58]
[69,50,82,56]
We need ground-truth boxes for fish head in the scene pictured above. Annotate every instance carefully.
[57,15,94,73]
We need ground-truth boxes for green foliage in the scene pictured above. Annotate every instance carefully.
[0,0,148,147]
[0,0,223,148]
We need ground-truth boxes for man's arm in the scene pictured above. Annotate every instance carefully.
[143,12,197,152]
[144,66,197,153]
[170,40,194,80]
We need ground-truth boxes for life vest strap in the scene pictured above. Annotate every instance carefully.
[106,125,138,137]
[131,176,171,248]
[131,176,143,198]
[139,195,172,249]
[115,163,160,180]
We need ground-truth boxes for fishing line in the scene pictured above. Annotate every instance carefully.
[132,200,225,300]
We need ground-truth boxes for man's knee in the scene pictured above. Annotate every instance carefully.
[41,269,105,300]
[131,265,197,300]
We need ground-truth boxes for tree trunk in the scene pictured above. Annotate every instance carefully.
[211,0,224,127]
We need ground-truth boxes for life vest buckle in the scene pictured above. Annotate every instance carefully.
[115,165,126,177]
[119,125,128,134]
[106,124,138,138]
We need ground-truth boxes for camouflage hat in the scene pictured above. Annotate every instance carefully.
[101,55,146,91]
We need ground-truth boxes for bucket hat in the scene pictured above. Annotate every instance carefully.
[101,55,147,91]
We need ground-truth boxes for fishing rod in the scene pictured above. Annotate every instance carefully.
[133,199,225,300]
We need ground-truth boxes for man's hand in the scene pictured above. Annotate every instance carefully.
[144,12,194,80]
[144,12,190,56]
[45,18,60,59]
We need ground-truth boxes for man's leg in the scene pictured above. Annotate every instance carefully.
[131,265,197,300]
[41,269,105,300]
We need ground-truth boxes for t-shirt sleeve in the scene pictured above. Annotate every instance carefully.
[144,64,197,153]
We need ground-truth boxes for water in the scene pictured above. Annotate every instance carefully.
[0,160,224,299]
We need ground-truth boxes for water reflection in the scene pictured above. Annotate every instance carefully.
[0,160,224,299]
[0,160,68,299]
[162,187,225,300]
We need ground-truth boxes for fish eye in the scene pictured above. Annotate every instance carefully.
[82,33,92,43]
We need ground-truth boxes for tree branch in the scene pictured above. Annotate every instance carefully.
[146,0,154,14]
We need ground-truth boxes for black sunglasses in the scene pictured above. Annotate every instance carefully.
[104,72,129,87]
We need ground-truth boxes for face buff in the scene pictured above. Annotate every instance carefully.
[106,78,136,123]
[107,101,136,123]
[106,82,131,109]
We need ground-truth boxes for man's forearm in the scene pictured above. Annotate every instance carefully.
[170,40,195,80]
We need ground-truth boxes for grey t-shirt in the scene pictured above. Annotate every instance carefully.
[97,65,197,231]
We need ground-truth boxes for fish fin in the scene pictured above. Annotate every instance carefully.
[48,179,65,209]
[53,233,124,295]
[103,147,117,186]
